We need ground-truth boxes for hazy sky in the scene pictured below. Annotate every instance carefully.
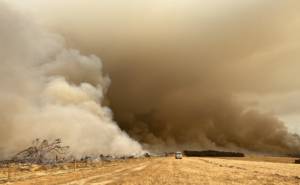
[4,0,300,152]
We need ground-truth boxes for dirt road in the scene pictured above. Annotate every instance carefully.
[5,157,300,185]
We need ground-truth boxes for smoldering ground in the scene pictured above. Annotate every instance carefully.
[4,0,300,154]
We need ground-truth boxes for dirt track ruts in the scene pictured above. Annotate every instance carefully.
[5,157,300,185]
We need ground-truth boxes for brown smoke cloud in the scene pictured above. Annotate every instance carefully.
[5,0,300,154]
[0,2,142,159]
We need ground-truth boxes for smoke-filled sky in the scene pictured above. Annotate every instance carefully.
[3,0,300,154]
[0,1,142,159]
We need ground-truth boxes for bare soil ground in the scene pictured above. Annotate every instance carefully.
[1,157,300,185]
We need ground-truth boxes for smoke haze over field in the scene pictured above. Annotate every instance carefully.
[3,0,300,154]
[0,2,142,159]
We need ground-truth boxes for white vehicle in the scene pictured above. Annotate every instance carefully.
[175,151,183,159]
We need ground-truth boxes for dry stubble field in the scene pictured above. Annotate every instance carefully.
[1,156,300,185]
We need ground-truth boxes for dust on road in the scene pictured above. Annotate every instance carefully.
[4,157,300,185]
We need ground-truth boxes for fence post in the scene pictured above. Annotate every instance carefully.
[7,164,11,182]
[74,159,77,172]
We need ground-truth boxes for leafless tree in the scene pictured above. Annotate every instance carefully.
[12,138,69,164]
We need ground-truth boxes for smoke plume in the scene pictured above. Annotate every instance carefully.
[0,3,142,159]
[5,0,300,154]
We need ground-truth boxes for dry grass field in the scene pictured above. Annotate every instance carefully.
[1,156,300,185]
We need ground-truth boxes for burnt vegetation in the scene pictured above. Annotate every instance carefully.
[183,150,245,157]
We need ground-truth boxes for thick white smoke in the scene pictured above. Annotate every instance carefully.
[0,3,142,159]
